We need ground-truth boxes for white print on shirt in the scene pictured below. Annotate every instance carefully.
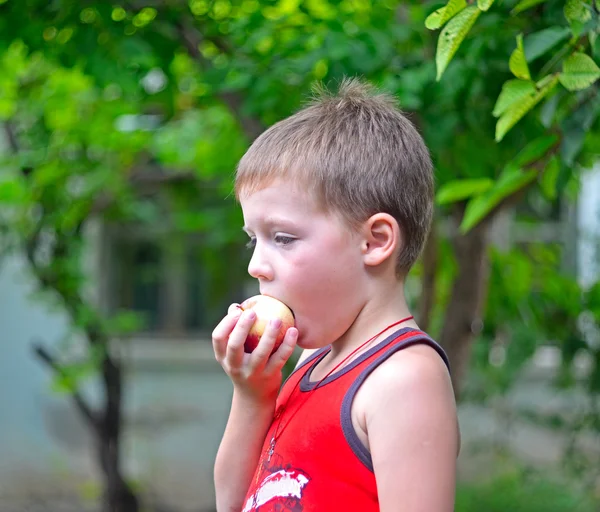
[242,469,310,512]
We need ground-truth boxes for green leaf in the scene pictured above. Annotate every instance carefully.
[564,0,592,24]
[511,0,548,14]
[50,353,102,395]
[107,310,146,335]
[560,94,600,164]
[51,374,77,394]
[425,0,467,30]
[495,75,559,141]
[436,178,494,205]
[524,27,571,62]
[460,166,538,233]
[435,6,481,81]
[0,179,25,203]
[0,93,17,119]
[540,93,560,128]
[509,134,559,167]
[492,79,536,117]
[539,155,560,200]
[593,32,600,61]
[477,0,495,11]
[509,34,531,80]
[561,123,587,166]
[559,52,600,91]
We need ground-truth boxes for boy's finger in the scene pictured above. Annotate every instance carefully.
[247,318,282,373]
[225,310,256,369]
[265,327,298,374]
[227,303,242,316]
[212,309,242,360]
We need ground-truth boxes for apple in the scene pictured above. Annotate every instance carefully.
[238,295,295,354]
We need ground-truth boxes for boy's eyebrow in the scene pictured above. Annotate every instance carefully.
[243,217,297,233]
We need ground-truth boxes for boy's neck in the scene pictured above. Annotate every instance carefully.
[328,280,416,360]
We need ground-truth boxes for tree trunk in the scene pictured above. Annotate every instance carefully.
[32,323,140,512]
[100,436,139,512]
[99,353,139,512]
[417,221,438,332]
[439,211,492,399]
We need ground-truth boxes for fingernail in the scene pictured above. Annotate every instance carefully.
[270,318,282,329]
[246,310,256,320]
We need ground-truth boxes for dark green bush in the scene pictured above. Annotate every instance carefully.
[456,470,598,512]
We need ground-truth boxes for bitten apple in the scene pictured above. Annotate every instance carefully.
[238,295,295,354]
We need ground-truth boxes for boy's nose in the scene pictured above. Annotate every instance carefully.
[247,246,273,281]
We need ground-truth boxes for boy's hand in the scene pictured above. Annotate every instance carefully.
[212,304,298,404]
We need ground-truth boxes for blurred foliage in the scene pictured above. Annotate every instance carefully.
[460,240,600,493]
[430,0,600,231]
[456,466,599,512]
[465,243,600,397]
[1,0,598,326]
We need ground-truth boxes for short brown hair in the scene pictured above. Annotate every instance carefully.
[235,78,434,276]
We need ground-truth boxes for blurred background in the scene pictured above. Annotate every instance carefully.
[1,0,599,511]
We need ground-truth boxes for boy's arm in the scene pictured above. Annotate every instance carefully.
[212,307,298,512]
[365,347,459,512]
[214,391,275,512]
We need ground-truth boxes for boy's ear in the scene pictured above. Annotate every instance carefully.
[361,213,401,268]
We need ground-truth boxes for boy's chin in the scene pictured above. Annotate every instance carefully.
[295,335,328,351]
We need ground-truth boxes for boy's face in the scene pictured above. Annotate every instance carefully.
[240,179,368,349]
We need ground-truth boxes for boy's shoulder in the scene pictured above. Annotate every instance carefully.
[370,341,450,386]
[294,333,449,382]
[354,342,460,454]
[363,342,453,402]
[355,341,456,422]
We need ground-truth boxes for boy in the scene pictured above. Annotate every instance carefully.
[212,78,459,512]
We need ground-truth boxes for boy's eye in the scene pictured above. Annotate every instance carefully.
[245,237,256,250]
[275,235,295,246]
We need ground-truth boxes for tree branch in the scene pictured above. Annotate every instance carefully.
[32,340,100,433]
[90,164,195,215]
[4,120,46,270]
[3,120,19,153]
[484,136,561,222]
[4,121,33,177]
[219,90,265,141]
[172,17,265,140]
[418,220,438,332]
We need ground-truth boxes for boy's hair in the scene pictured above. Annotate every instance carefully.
[235,77,434,276]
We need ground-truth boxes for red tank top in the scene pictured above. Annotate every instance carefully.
[241,328,449,512]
